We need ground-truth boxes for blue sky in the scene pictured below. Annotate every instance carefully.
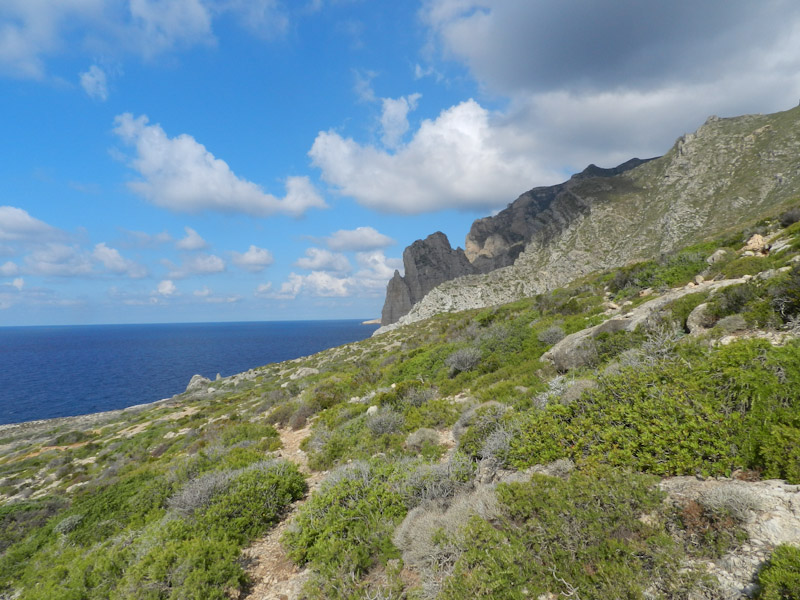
[3,1,800,325]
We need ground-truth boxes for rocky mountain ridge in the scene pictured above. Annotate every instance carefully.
[378,106,800,333]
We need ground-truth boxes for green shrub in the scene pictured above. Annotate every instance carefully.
[438,467,699,599]
[757,544,800,599]
[283,460,407,598]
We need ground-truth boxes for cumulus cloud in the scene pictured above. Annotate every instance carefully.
[294,247,351,273]
[0,0,292,79]
[0,261,19,276]
[79,64,108,100]
[325,226,395,251]
[114,113,327,217]
[231,245,274,272]
[24,243,93,277]
[380,93,421,148]
[156,279,177,296]
[119,228,172,248]
[92,242,147,278]
[166,253,226,279]
[175,226,208,250]
[310,99,551,213]
[408,0,800,177]
[0,206,60,242]
[268,250,401,300]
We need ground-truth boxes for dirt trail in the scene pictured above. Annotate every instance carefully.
[240,426,324,600]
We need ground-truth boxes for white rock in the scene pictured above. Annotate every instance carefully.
[366,405,378,415]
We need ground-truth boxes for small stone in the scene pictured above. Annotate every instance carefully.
[743,250,755,257]
[695,275,705,284]
[639,287,653,297]
[366,405,378,415]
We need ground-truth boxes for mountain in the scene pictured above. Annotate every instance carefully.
[379,106,800,331]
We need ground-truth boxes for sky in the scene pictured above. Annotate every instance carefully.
[3,1,800,326]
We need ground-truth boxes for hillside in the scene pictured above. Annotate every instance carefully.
[380,106,800,332]
[1,204,800,599]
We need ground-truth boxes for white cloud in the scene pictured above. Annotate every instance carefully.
[120,228,172,248]
[92,242,147,278]
[114,113,327,217]
[380,93,421,148]
[0,0,291,80]
[166,253,226,279]
[231,245,274,272]
[24,243,93,277]
[0,206,60,242]
[0,261,19,276]
[79,64,108,100]
[294,247,351,273]
[267,251,401,300]
[156,279,177,296]
[11,277,23,290]
[128,0,213,56]
[254,282,273,297]
[175,226,208,250]
[193,286,211,297]
[325,226,395,251]
[310,99,552,213]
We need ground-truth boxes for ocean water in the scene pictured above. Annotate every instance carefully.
[0,320,379,426]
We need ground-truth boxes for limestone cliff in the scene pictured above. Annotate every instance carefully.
[381,232,477,325]
[377,105,800,333]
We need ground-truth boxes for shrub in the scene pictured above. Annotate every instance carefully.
[366,408,405,436]
[779,207,800,228]
[757,544,800,600]
[537,325,565,346]
[713,314,748,334]
[438,467,699,599]
[283,459,407,596]
[772,264,800,319]
[393,484,498,598]
[168,470,236,517]
[444,347,482,376]
[699,484,762,522]
[397,453,474,509]
[405,428,439,453]
[455,402,508,459]
[53,514,83,535]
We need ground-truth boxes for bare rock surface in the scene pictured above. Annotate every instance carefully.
[660,476,800,599]
[377,106,800,334]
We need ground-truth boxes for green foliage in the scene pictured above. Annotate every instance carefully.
[217,421,280,450]
[283,460,407,599]
[610,243,717,295]
[438,467,698,599]
[757,544,800,600]
[509,339,800,480]
[664,291,710,329]
[0,496,67,553]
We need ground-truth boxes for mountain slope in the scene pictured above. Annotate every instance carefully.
[379,106,800,332]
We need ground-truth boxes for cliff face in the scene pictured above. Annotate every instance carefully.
[378,106,800,332]
[381,232,477,325]
[465,158,653,272]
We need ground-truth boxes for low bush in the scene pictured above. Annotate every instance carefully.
[757,544,800,599]
[445,347,482,376]
[283,460,407,599]
[779,207,800,228]
[537,325,565,345]
[437,467,700,599]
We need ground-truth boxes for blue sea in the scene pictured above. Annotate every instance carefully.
[0,320,379,426]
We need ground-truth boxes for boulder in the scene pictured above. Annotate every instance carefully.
[185,374,211,393]
[707,248,729,264]
[686,302,714,334]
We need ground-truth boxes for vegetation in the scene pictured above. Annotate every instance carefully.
[1,204,800,598]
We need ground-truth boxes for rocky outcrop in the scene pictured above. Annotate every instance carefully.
[376,106,800,334]
[381,232,478,325]
[464,158,653,271]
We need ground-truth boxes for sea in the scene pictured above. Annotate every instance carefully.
[0,320,380,426]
